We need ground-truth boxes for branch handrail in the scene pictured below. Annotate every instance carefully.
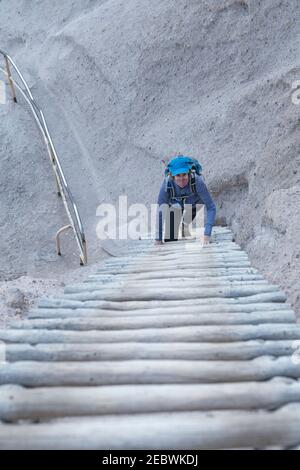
[0,48,87,265]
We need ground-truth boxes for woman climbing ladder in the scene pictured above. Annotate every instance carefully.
[155,155,216,244]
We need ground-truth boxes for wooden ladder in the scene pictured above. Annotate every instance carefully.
[0,226,300,449]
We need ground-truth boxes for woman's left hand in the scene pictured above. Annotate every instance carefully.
[200,235,211,245]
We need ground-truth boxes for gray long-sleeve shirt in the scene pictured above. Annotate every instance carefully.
[156,174,216,240]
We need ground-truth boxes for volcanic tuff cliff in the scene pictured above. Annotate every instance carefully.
[0,0,299,318]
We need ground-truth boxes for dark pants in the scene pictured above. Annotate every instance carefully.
[164,205,197,242]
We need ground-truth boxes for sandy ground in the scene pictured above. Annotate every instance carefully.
[0,254,111,329]
[0,237,145,328]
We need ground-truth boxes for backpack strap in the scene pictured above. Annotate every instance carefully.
[164,176,175,199]
[189,172,197,194]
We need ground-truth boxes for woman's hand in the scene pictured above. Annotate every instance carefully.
[200,235,211,245]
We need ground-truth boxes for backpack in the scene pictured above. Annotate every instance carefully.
[162,155,203,201]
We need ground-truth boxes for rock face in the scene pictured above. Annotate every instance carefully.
[0,0,299,316]
[0,286,25,328]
